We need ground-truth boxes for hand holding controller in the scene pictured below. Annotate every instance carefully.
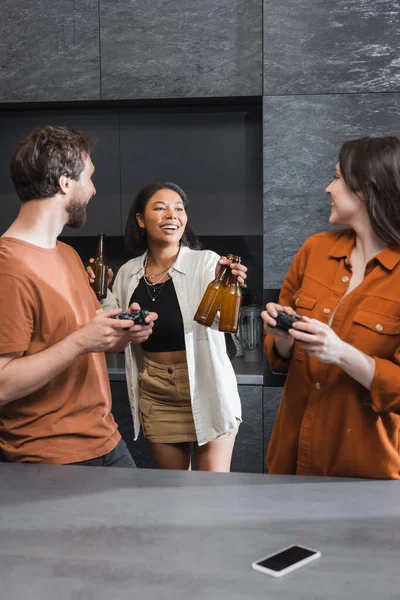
[274,311,302,331]
[110,309,149,326]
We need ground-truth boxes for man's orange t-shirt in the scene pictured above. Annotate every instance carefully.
[265,229,400,480]
[0,237,120,463]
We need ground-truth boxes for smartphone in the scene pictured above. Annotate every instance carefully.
[251,544,321,578]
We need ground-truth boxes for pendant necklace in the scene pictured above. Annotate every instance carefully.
[143,254,173,301]
[144,278,168,302]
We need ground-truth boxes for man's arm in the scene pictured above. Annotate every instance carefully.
[0,335,84,406]
[0,308,138,406]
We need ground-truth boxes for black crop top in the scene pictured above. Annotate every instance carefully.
[129,277,186,352]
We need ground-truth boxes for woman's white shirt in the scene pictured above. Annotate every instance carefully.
[102,246,241,445]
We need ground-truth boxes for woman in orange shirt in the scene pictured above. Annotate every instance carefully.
[262,136,400,479]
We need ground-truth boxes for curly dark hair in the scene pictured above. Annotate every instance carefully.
[339,136,400,247]
[10,125,95,203]
[124,182,201,255]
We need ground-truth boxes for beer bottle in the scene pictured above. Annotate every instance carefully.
[194,254,233,327]
[91,233,109,299]
[218,256,242,334]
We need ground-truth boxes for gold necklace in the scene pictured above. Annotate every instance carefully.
[144,254,175,285]
[146,267,170,280]
[143,254,174,302]
[144,270,169,286]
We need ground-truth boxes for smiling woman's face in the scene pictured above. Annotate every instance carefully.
[136,188,188,246]
[325,163,366,228]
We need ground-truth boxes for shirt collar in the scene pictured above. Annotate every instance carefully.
[129,246,190,275]
[375,246,400,271]
[329,228,400,271]
[171,245,189,273]
[328,229,355,260]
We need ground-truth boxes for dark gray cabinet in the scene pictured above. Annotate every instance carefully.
[262,387,282,473]
[231,386,263,474]
[111,378,264,473]
[119,109,262,236]
[110,381,155,469]
[0,110,121,237]
[0,0,100,103]
[100,0,262,100]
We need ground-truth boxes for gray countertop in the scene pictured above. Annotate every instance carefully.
[1,463,399,600]
[106,352,264,385]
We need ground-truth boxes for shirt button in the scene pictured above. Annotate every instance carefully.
[315,382,321,390]
[341,276,349,283]
[375,324,383,332]
[323,308,331,314]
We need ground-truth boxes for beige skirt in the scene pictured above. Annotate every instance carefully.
[138,357,239,444]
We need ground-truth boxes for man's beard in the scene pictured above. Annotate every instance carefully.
[65,195,88,229]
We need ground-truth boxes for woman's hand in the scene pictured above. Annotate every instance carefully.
[86,258,114,289]
[291,316,345,364]
[261,303,298,339]
[109,302,158,351]
[124,301,158,344]
[122,320,157,345]
[216,256,248,286]
[261,303,296,359]
[291,316,376,388]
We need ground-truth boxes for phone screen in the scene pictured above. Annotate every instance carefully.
[256,546,317,572]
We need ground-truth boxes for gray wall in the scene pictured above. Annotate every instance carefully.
[0,0,100,103]
[100,0,262,99]
[262,1,400,447]
[263,0,400,286]
[0,0,262,102]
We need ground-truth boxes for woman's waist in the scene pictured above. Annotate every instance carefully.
[143,350,187,368]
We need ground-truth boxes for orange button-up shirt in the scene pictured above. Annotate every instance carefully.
[264,229,400,479]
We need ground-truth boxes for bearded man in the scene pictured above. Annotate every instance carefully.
[0,126,156,466]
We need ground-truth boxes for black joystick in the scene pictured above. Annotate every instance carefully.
[111,309,149,326]
[274,311,301,331]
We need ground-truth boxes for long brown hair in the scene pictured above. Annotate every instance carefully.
[339,136,400,246]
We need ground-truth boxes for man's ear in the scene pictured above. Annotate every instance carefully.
[59,174,71,195]
[136,213,145,228]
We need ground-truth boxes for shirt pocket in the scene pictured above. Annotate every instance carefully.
[292,291,318,361]
[350,309,400,358]
[294,292,318,313]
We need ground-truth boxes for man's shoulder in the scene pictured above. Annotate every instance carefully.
[0,239,26,277]
[57,240,80,260]
[57,240,73,251]
[56,242,89,275]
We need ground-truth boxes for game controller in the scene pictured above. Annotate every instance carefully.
[110,309,149,325]
[274,311,301,331]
